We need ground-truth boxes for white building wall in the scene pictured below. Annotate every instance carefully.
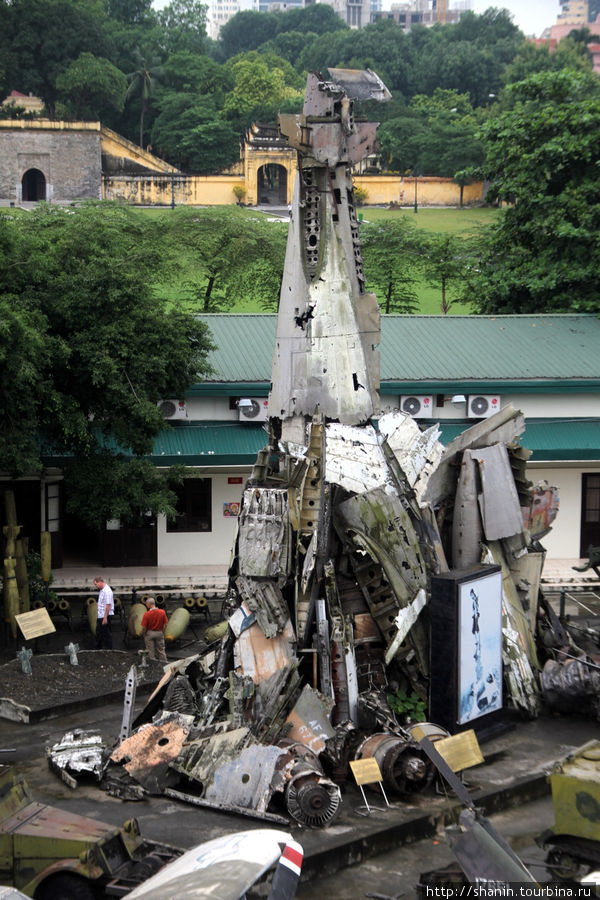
[527,462,600,558]
[157,471,250,566]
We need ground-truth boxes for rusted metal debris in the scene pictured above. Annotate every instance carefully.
[51,68,578,830]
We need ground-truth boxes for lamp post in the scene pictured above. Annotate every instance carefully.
[414,172,419,214]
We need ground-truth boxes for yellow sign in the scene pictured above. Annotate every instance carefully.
[349,758,383,786]
[434,730,484,773]
[16,607,56,640]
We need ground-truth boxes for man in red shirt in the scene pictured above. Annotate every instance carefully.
[141,597,168,663]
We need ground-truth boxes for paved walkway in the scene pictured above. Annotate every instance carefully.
[51,559,599,595]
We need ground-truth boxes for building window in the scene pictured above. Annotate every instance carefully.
[167,478,212,532]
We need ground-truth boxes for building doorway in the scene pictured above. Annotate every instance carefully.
[580,473,600,557]
[21,168,46,202]
[257,164,287,205]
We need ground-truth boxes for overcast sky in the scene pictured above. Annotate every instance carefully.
[471,1,560,37]
[153,0,562,39]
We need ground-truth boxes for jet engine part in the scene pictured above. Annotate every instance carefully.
[285,766,341,828]
[355,733,435,796]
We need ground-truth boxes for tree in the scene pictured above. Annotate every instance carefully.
[1,0,112,116]
[167,207,286,311]
[422,234,476,314]
[222,52,303,131]
[361,219,422,314]
[157,0,207,55]
[126,49,164,147]
[468,68,600,314]
[151,94,239,172]
[56,53,127,120]
[0,203,214,524]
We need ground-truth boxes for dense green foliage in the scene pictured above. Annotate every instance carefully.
[467,68,600,314]
[0,1,528,172]
[0,202,214,523]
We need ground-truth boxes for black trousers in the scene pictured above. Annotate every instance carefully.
[96,619,112,650]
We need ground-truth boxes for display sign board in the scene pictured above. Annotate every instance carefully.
[350,758,383,787]
[16,607,56,640]
[430,565,504,737]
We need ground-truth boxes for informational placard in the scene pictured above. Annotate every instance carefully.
[434,729,484,773]
[350,758,383,787]
[16,607,56,640]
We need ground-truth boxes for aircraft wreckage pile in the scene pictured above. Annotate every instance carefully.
[49,68,597,827]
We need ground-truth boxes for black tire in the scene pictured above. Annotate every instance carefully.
[36,873,97,900]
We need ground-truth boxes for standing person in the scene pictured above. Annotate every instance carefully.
[141,597,168,663]
[94,576,114,649]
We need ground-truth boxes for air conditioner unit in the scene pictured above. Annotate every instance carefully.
[400,395,434,419]
[238,398,269,422]
[158,399,188,421]
[467,395,501,419]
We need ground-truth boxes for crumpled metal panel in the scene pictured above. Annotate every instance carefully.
[111,713,192,793]
[482,544,540,717]
[474,444,528,550]
[238,488,291,580]
[283,685,335,754]
[522,480,560,539]
[234,620,296,685]
[325,422,389,494]
[170,726,254,792]
[452,449,483,570]
[384,588,427,666]
[204,744,287,813]
[235,576,289,639]
[378,412,443,502]
[423,405,526,507]
[541,658,600,719]
[47,729,106,781]
[327,67,392,102]
[334,486,429,672]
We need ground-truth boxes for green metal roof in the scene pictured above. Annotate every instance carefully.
[149,422,267,466]
[438,418,600,461]
[141,418,600,466]
[193,314,600,395]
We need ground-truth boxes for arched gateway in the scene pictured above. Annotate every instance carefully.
[21,167,46,201]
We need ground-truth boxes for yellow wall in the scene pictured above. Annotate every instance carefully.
[353,174,484,207]
[103,172,484,207]
[103,174,246,206]
[100,126,178,175]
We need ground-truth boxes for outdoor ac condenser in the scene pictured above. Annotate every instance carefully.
[467,395,501,419]
[158,400,188,420]
[400,395,434,418]
[238,399,269,422]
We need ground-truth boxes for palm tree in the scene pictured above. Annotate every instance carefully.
[126,50,164,148]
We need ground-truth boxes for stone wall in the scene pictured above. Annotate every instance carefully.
[0,121,102,203]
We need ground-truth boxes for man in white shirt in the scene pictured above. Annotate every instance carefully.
[94,576,114,649]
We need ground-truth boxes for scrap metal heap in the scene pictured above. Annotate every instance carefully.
[61,69,596,826]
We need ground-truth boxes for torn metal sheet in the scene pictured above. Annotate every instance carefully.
[334,487,429,672]
[235,576,289,639]
[384,588,427,666]
[228,599,256,638]
[508,548,546,633]
[325,422,389,495]
[283,684,335,754]
[234,620,296,685]
[474,444,528,555]
[204,744,287,813]
[423,405,526,507]
[522,481,560,539]
[378,411,443,502]
[47,729,106,782]
[238,488,291,580]
[253,661,303,744]
[111,713,191,794]
[170,726,255,793]
[482,544,540,717]
[452,449,483,570]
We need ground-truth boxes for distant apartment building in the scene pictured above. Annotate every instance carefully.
[206,0,258,39]
[371,0,471,30]
[558,0,589,26]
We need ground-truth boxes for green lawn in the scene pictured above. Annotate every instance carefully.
[145,204,501,315]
